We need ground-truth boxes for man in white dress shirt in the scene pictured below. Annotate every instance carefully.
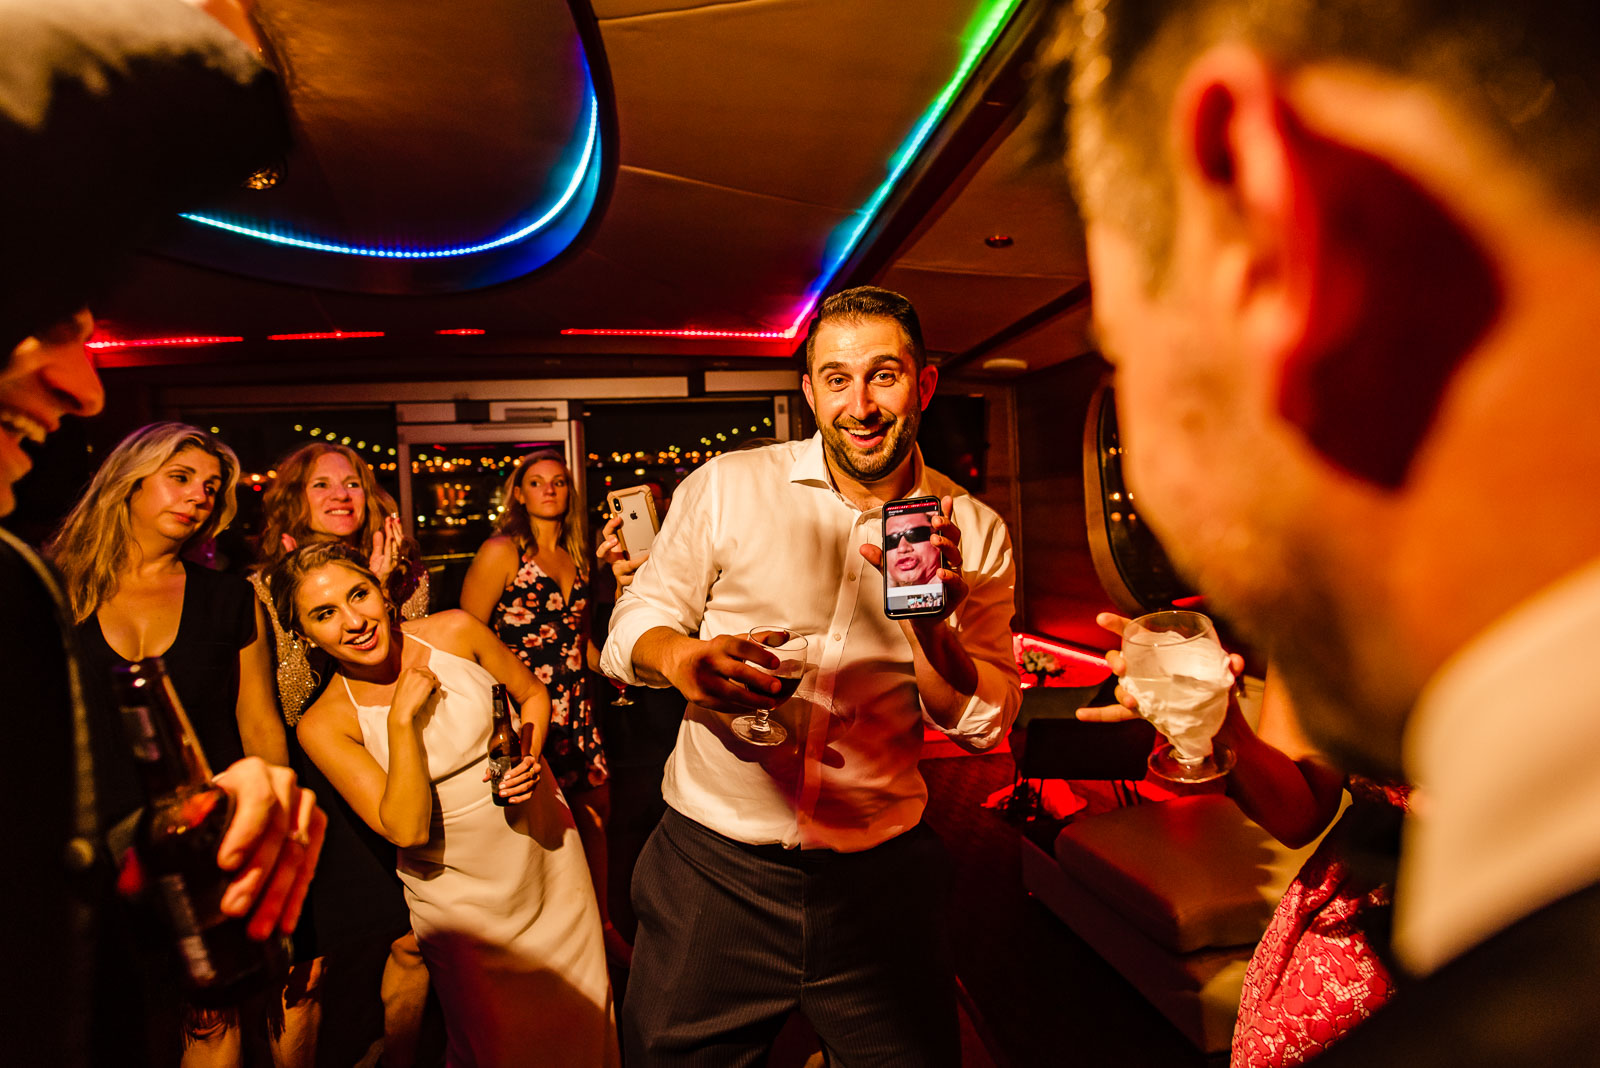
[1038,0,1600,1061]
[602,285,1020,1064]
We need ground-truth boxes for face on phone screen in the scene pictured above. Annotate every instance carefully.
[883,497,944,617]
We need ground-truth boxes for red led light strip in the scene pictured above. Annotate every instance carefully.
[1013,632,1110,669]
[436,328,487,336]
[86,335,243,350]
[266,331,385,341]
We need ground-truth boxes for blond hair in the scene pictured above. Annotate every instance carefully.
[496,449,589,581]
[47,421,239,622]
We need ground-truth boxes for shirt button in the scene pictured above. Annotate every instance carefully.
[831,633,842,642]
[847,572,856,582]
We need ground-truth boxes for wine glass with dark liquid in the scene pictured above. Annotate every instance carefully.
[731,628,807,746]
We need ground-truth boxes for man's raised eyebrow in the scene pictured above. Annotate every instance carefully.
[816,353,907,375]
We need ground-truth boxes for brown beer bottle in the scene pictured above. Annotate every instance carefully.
[112,657,286,1006]
[487,682,520,806]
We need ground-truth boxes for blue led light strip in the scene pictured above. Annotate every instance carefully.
[180,91,599,259]
[783,0,1023,333]
[561,0,1024,341]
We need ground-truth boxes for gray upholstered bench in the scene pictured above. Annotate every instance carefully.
[1022,793,1335,1051]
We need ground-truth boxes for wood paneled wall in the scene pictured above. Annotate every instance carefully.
[1013,354,1118,649]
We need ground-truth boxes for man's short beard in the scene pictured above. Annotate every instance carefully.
[1190,548,1413,782]
[823,407,920,484]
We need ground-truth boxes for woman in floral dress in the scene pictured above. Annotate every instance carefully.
[461,449,619,949]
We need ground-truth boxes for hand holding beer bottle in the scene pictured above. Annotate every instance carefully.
[113,658,306,1005]
[485,683,539,805]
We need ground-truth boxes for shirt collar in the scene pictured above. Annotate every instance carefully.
[788,432,931,511]
[1395,554,1600,974]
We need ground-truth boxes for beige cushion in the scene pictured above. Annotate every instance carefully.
[1054,795,1319,954]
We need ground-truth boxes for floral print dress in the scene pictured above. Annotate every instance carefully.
[490,556,608,793]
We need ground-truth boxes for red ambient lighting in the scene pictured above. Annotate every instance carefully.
[1014,632,1110,668]
[1013,632,1111,689]
[560,327,794,340]
[436,328,487,336]
[86,335,243,351]
[266,331,385,341]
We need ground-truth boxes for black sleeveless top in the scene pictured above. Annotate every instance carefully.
[77,561,256,830]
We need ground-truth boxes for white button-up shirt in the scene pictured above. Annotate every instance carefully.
[601,434,1021,851]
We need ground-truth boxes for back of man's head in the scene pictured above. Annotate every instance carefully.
[801,286,926,374]
[0,0,289,352]
[1034,0,1600,778]
[1041,0,1600,282]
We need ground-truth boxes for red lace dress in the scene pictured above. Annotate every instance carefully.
[1232,778,1411,1067]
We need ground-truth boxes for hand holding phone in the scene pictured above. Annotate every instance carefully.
[606,485,661,559]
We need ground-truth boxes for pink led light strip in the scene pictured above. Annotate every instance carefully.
[560,327,794,340]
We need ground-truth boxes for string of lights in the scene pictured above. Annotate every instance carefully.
[214,414,779,488]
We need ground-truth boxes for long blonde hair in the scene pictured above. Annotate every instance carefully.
[47,422,240,623]
[496,449,588,580]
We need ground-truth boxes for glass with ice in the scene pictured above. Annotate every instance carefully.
[1120,610,1236,783]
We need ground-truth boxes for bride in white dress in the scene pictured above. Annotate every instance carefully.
[273,543,617,1067]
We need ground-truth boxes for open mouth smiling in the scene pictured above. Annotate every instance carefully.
[841,424,888,449]
[346,626,380,652]
[0,409,49,446]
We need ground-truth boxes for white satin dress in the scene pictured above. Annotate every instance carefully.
[344,633,617,1067]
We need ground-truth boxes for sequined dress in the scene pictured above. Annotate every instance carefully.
[489,557,607,793]
[1232,778,1412,1067]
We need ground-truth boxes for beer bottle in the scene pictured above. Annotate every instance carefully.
[112,657,285,1006]
[487,682,520,806]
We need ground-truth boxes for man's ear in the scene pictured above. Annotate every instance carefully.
[916,363,938,412]
[1175,48,1502,489]
[800,369,816,413]
[1174,47,1304,373]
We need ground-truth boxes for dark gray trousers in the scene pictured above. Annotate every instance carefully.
[621,808,959,1067]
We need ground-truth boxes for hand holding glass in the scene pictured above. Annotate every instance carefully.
[730,628,807,746]
[1121,610,1236,783]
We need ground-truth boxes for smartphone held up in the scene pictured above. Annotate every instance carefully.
[882,496,945,618]
[606,485,660,559]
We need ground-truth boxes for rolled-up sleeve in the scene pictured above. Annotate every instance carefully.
[923,500,1021,751]
[600,461,721,687]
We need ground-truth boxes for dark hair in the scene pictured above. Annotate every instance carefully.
[267,541,383,636]
[1041,0,1600,279]
[0,1,287,351]
[802,286,926,373]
